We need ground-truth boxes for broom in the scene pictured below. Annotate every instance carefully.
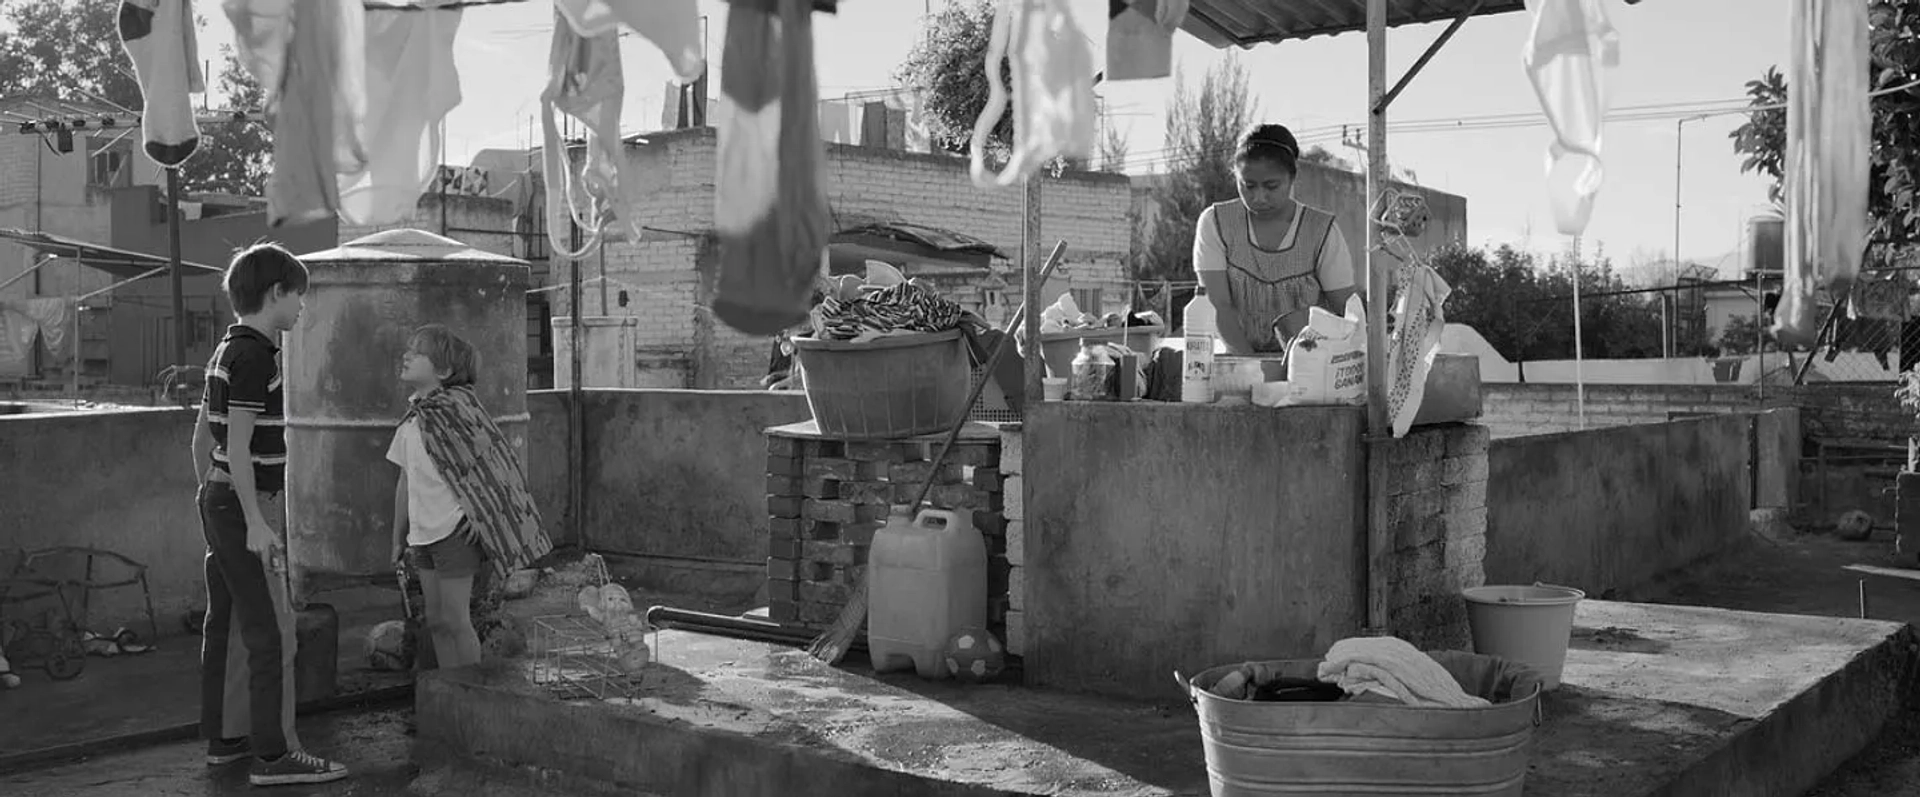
[808,239,1068,664]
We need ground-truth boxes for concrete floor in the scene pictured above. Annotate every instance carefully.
[412,595,1911,797]
[8,533,1920,797]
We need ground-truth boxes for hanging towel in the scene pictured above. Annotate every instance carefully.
[970,0,1099,189]
[1521,0,1619,237]
[1104,0,1187,82]
[553,0,704,83]
[710,0,831,336]
[1777,0,1872,347]
[539,8,640,261]
[0,304,37,376]
[118,0,207,167]
[229,0,369,227]
[337,6,463,227]
[1316,636,1490,708]
[1387,265,1452,438]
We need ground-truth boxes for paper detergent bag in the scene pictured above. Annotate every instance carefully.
[1268,296,1367,407]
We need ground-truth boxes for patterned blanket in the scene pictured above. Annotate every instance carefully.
[403,385,552,581]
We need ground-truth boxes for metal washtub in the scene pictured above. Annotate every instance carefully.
[1183,654,1541,796]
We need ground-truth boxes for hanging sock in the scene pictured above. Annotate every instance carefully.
[540,9,640,261]
[118,0,207,167]
[1521,0,1619,237]
[1777,0,1872,347]
[338,7,464,227]
[1104,0,1186,81]
[554,0,704,84]
[1386,266,1452,438]
[970,0,1099,189]
[710,0,831,336]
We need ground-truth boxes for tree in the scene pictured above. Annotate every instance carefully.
[0,2,273,197]
[1729,1,1920,244]
[1428,242,1680,362]
[1097,119,1130,174]
[1139,56,1257,283]
[176,48,273,196]
[895,0,1008,156]
[1717,314,1776,355]
[0,0,144,109]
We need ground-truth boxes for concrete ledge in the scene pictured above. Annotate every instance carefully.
[418,601,1915,797]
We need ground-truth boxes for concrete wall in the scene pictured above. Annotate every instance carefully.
[0,406,201,632]
[1481,382,1899,442]
[1484,415,1756,599]
[1020,402,1370,697]
[522,389,813,563]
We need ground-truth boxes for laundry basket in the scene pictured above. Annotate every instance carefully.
[792,329,971,439]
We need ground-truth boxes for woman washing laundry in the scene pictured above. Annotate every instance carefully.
[1193,124,1358,355]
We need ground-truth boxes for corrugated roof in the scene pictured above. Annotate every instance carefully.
[0,229,221,281]
[1177,0,1643,48]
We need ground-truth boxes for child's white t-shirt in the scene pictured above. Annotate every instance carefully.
[386,418,466,547]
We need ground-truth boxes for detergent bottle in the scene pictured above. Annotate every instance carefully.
[867,505,988,678]
[1182,288,1218,403]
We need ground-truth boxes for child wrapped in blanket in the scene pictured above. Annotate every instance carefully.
[386,324,552,670]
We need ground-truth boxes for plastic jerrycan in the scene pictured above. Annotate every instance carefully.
[867,506,988,678]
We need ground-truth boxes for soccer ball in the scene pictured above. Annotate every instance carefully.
[942,627,1006,683]
[366,620,413,671]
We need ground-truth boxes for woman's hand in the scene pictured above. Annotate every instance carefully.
[391,541,408,568]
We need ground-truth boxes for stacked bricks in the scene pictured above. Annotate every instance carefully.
[1381,423,1490,652]
[999,427,1026,657]
[763,423,1010,642]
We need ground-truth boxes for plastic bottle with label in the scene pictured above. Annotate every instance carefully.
[1071,338,1117,401]
[1182,288,1218,403]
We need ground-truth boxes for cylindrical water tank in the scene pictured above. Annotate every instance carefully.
[285,229,530,595]
[1747,213,1784,275]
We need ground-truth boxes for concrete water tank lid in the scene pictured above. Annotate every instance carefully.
[302,228,529,265]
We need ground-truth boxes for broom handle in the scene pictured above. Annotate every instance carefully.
[909,240,1068,511]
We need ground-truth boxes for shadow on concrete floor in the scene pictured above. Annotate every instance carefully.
[0,583,411,768]
[1633,531,1920,797]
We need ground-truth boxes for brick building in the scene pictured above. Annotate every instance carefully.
[374,127,1136,391]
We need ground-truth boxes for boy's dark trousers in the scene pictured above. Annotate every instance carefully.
[197,478,289,759]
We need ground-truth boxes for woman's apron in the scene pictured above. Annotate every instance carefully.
[1211,200,1336,353]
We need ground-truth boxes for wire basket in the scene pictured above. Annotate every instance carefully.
[528,554,651,700]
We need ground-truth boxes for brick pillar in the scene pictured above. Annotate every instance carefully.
[765,426,1009,641]
[1381,424,1490,652]
[999,427,1025,656]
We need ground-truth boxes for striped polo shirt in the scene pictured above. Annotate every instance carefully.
[204,324,288,493]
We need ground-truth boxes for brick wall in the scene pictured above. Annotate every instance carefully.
[764,429,1010,646]
[1380,424,1490,652]
[1482,382,1905,442]
[567,129,1135,390]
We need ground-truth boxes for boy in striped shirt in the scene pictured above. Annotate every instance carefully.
[191,243,349,787]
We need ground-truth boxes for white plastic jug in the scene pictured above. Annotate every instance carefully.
[867,506,988,678]
[1182,288,1217,403]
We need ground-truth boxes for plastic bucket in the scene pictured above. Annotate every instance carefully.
[1462,584,1584,690]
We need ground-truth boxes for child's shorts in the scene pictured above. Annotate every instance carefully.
[412,521,485,578]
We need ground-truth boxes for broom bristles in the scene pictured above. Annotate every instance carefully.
[806,570,869,663]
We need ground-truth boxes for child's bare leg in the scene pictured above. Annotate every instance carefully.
[418,569,456,669]
[436,573,482,668]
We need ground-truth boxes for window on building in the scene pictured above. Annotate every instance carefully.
[87,139,132,189]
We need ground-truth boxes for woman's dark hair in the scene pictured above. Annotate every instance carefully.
[1234,124,1300,176]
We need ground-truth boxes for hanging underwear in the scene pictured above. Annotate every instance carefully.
[540,8,639,260]
[1521,0,1620,237]
[709,0,832,336]
[970,0,1098,189]
[338,6,464,227]
[553,0,704,84]
[1777,0,1872,347]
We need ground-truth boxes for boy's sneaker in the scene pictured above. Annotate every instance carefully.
[206,737,250,766]
[248,750,349,787]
